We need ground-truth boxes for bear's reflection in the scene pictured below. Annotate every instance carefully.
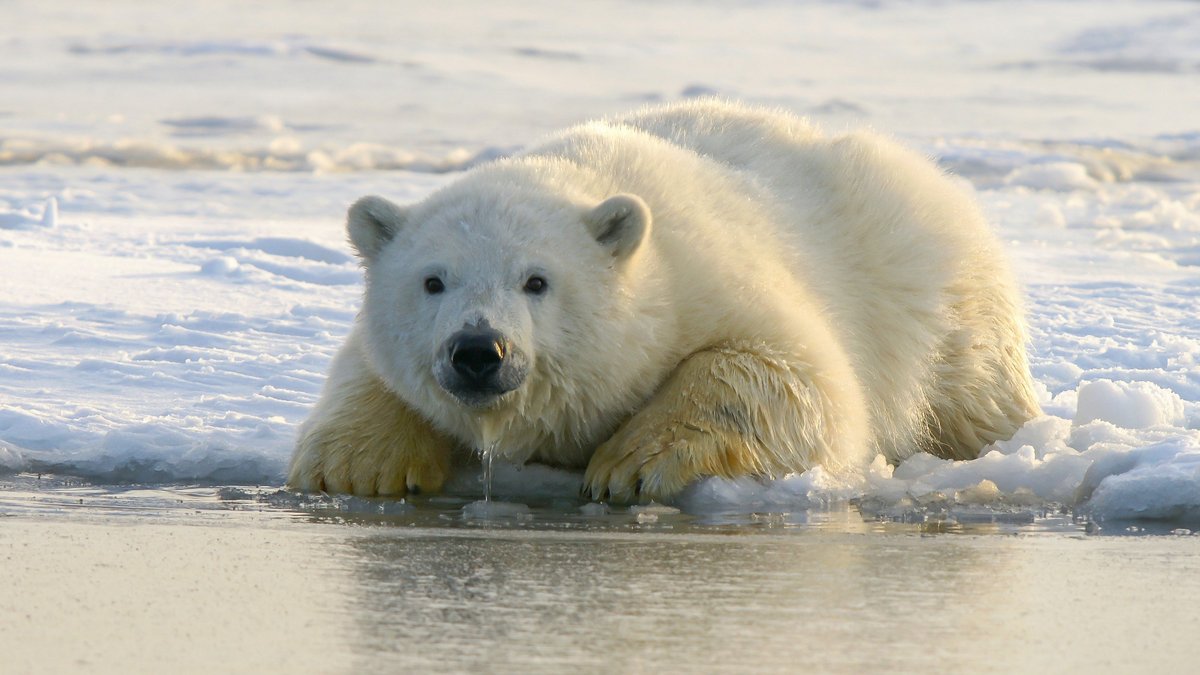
[328,521,1008,672]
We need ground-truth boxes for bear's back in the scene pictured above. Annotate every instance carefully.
[612,99,821,172]
[608,101,1029,461]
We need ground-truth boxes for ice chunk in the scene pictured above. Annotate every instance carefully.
[200,256,241,276]
[1005,162,1099,191]
[579,502,609,516]
[0,442,26,472]
[1034,202,1066,228]
[462,500,532,520]
[1074,379,1185,429]
[1079,439,1200,521]
[630,503,679,524]
[40,197,57,228]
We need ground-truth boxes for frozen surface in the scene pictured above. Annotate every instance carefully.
[2,0,1200,525]
[3,487,1198,674]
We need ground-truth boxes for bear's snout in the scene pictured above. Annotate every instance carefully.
[449,330,506,383]
[436,327,527,407]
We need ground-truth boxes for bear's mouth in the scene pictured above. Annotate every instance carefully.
[435,372,526,409]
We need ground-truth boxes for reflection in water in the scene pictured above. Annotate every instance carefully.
[338,527,1006,672]
[333,523,1200,673]
[3,482,1199,673]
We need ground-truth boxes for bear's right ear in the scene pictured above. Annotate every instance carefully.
[584,194,652,261]
[347,195,408,262]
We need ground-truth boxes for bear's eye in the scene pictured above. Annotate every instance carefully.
[423,277,445,294]
[524,275,548,295]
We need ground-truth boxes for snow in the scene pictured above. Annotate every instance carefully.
[1073,379,1186,428]
[2,0,1200,525]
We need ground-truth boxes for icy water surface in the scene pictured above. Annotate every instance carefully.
[2,475,1198,674]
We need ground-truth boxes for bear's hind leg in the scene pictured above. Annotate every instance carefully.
[920,292,1043,462]
[922,334,1042,461]
[583,342,868,503]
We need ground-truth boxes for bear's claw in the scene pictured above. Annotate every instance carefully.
[583,420,717,504]
[288,414,452,498]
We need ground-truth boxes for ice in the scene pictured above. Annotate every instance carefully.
[677,466,861,514]
[0,442,25,472]
[629,503,682,524]
[0,197,56,230]
[1074,379,1185,428]
[161,115,287,136]
[462,500,532,520]
[1056,10,1200,74]
[199,256,240,276]
[578,502,610,517]
[40,197,57,228]
[0,136,504,173]
[2,0,1200,525]
[67,37,380,64]
[442,459,582,502]
[1005,162,1100,191]
[1077,439,1200,521]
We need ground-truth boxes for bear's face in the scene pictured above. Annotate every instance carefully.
[346,180,652,437]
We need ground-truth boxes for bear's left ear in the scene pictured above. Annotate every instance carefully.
[584,194,652,261]
[347,195,409,262]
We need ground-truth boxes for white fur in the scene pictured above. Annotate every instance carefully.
[288,100,1040,497]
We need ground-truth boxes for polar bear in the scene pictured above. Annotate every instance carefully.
[287,100,1041,502]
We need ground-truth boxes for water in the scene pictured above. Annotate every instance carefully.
[482,442,495,503]
[480,417,501,503]
[461,417,532,520]
[2,478,1198,674]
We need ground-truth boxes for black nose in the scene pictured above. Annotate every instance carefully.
[449,330,507,384]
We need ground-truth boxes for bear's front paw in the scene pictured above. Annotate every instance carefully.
[583,421,723,504]
[288,426,451,498]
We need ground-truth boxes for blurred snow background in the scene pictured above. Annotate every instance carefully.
[1,0,1199,523]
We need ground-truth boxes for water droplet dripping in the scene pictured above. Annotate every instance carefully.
[479,416,500,503]
[482,441,496,503]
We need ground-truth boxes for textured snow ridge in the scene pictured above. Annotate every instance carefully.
[68,37,382,63]
[0,136,511,173]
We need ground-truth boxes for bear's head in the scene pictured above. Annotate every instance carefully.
[346,169,655,453]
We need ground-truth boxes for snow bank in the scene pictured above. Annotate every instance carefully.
[669,372,1200,523]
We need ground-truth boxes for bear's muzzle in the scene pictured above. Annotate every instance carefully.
[436,326,527,407]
